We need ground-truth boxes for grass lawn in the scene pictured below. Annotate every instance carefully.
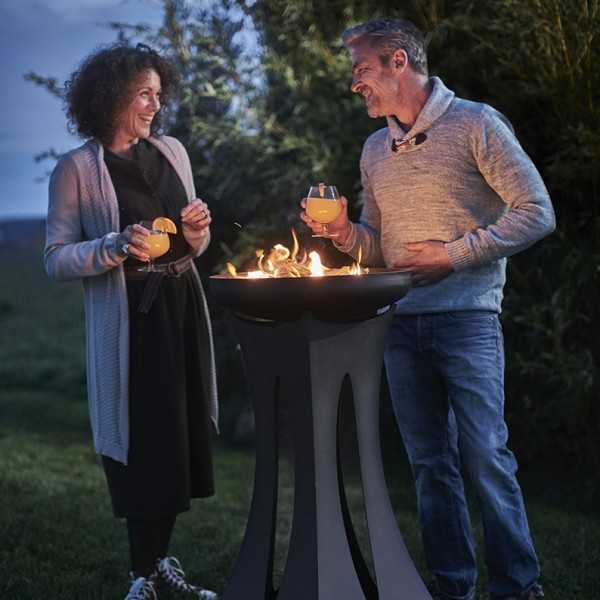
[1,245,599,599]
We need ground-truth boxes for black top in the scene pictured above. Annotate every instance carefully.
[101,139,215,518]
[104,139,190,266]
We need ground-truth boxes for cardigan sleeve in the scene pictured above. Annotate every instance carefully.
[44,155,125,281]
[166,136,211,258]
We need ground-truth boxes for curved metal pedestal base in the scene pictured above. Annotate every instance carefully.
[223,310,430,600]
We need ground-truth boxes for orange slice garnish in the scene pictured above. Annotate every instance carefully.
[152,217,177,234]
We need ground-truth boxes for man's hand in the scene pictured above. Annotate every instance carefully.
[300,196,352,244]
[393,241,453,286]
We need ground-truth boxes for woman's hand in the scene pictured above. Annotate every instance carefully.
[181,199,212,253]
[181,199,211,231]
[300,195,353,244]
[116,224,151,262]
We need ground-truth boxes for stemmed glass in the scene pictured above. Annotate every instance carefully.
[305,183,342,238]
[138,220,170,272]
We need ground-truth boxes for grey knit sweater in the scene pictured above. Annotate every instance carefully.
[44,136,218,464]
[335,77,556,313]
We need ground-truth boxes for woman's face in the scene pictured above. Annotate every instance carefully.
[113,69,162,142]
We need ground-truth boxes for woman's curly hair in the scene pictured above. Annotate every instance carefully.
[64,43,180,144]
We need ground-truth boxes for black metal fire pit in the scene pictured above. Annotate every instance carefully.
[210,270,430,600]
[210,269,411,321]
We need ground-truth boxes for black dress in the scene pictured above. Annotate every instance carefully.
[102,140,214,519]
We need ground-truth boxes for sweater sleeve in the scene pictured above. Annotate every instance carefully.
[445,106,556,270]
[334,154,385,267]
[168,136,211,258]
[44,155,125,281]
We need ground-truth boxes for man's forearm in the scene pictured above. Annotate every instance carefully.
[334,221,385,266]
[445,198,556,271]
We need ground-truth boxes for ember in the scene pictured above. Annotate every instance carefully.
[226,229,368,278]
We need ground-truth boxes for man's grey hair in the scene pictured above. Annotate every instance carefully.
[342,18,428,75]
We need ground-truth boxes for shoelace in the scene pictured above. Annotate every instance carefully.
[158,556,194,592]
[125,576,157,600]
[528,583,545,599]
[157,556,218,599]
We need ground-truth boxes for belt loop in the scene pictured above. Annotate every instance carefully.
[167,262,178,277]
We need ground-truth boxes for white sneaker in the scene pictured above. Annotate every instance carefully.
[156,556,218,599]
[124,575,158,600]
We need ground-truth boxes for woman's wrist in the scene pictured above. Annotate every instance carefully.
[114,232,127,257]
[107,231,128,260]
[183,225,210,253]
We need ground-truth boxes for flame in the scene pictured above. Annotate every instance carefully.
[308,251,325,277]
[224,229,368,278]
[348,246,365,275]
[291,229,300,262]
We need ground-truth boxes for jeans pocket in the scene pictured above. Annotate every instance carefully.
[436,312,502,369]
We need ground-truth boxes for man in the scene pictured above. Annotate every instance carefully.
[300,18,555,600]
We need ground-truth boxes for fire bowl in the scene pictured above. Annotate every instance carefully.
[209,269,412,322]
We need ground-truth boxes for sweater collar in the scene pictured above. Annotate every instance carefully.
[386,76,455,143]
[86,139,108,198]
[146,136,192,200]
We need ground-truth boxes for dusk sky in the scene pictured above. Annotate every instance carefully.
[0,0,167,220]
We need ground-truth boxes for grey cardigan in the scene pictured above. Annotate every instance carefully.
[44,135,218,464]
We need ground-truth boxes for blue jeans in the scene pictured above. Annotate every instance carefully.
[384,312,540,600]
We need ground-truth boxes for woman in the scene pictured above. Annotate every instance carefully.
[45,43,218,600]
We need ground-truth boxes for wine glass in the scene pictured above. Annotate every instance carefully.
[138,221,170,272]
[305,183,342,238]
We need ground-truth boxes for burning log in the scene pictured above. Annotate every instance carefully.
[226,229,368,279]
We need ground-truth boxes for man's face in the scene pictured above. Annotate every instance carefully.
[350,41,400,118]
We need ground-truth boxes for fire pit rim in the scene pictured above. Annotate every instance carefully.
[210,266,411,279]
[209,268,412,322]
